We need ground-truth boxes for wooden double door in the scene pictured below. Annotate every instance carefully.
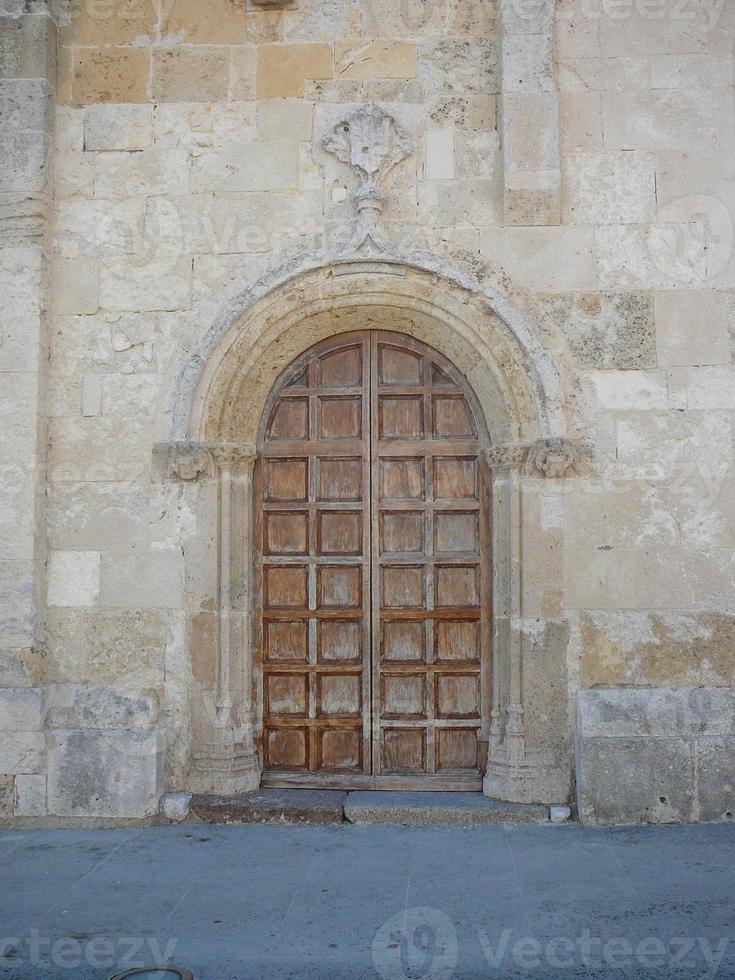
[256,331,490,789]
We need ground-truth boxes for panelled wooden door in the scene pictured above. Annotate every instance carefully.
[256,331,490,790]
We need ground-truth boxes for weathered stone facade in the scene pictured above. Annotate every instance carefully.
[1,0,733,825]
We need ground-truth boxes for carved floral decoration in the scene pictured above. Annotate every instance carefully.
[323,104,413,254]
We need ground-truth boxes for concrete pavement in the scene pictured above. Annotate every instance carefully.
[1,823,734,979]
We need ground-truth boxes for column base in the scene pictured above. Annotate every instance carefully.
[484,754,570,805]
[188,726,261,796]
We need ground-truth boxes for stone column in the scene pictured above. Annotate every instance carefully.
[484,439,579,804]
[164,443,261,796]
[0,1,57,816]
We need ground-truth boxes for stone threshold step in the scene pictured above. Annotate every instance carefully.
[189,789,551,826]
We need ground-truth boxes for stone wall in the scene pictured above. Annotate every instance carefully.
[0,0,733,824]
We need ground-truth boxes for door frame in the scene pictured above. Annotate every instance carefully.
[255,330,492,791]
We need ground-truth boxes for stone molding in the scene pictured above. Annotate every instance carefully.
[160,442,256,481]
[486,438,588,477]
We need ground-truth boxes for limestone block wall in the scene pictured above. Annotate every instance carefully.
[0,0,733,824]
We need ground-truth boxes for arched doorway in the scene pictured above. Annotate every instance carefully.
[256,331,491,790]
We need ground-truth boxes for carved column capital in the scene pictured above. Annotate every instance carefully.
[485,443,528,471]
[210,444,257,473]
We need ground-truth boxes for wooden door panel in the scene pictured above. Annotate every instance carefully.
[371,332,486,782]
[260,330,489,786]
[261,334,371,776]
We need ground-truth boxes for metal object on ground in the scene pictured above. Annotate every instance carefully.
[109,968,193,980]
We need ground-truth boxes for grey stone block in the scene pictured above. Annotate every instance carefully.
[694,738,735,824]
[0,687,43,730]
[191,789,347,825]
[0,731,45,774]
[578,687,735,739]
[45,685,158,730]
[47,729,164,818]
[13,772,45,816]
[161,791,191,823]
[0,14,56,82]
[577,736,695,826]
[344,791,548,825]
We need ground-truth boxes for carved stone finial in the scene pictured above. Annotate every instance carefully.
[323,104,413,255]
[525,438,581,478]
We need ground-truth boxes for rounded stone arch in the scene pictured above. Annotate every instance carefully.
[167,251,575,448]
[172,251,577,806]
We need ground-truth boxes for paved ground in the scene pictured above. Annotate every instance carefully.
[1,823,734,979]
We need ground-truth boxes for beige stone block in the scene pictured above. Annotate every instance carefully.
[85,609,167,688]
[586,370,668,411]
[256,43,333,98]
[467,94,497,131]
[44,609,85,684]
[153,102,257,148]
[560,91,603,151]
[54,151,95,200]
[0,561,37,649]
[51,257,98,316]
[502,33,554,94]
[61,2,157,45]
[599,5,709,57]
[244,7,284,44]
[54,197,145,260]
[257,99,313,142]
[153,48,229,103]
[562,150,656,225]
[0,248,43,373]
[99,253,192,314]
[480,225,598,291]
[14,773,46,816]
[231,46,258,101]
[84,104,153,152]
[100,548,184,609]
[161,0,248,44]
[602,89,731,152]
[191,142,298,192]
[95,147,189,199]
[558,56,651,94]
[335,41,417,80]
[650,52,733,91]
[504,180,561,226]
[424,128,455,180]
[655,290,731,368]
[55,106,85,153]
[48,416,152,484]
[70,48,149,105]
[47,551,100,609]
[418,178,501,227]
[686,367,735,410]
[502,93,559,173]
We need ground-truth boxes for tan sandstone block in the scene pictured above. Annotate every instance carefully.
[335,41,417,80]
[257,44,333,98]
[161,0,248,44]
[153,48,230,103]
[71,48,149,105]
[231,47,258,100]
[61,2,156,45]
